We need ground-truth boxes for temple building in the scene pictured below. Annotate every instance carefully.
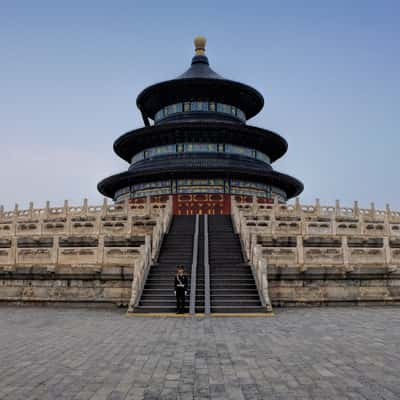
[98,37,303,215]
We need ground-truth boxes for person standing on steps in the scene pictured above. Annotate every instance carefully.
[174,265,188,314]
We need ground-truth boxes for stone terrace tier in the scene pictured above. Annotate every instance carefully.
[231,197,400,307]
[0,197,173,306]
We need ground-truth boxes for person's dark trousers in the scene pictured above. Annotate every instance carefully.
[176,289,185,313]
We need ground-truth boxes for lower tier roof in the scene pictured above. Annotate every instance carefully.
[98,154,303,199]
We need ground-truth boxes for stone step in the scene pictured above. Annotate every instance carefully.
[210,306,265,313]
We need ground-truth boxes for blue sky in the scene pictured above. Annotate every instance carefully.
[0,0,399,210]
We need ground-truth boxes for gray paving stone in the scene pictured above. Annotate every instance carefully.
[0,306,399,400]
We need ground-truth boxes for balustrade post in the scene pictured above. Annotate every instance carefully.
[54,236,59,266]
[297,236,305,270]
[28,201,34,219]
[101,198,107,216]
[370,202,376,219]
[331,211,337,235]
[252,195,257,213]
[63,200,69,217]
[342,236,351,271]
[124,197,129,215]
[97,235,105,266]
[383,236,391,266]
[354,201,359,218]
[250,233,257,264]
[82,198,88,215]
[335,200,340,217]
[45,201,50,219]
[315,198,321,215]
[146,196,151,216]
[384,203,391,235]
[145,235,151,265]
[295,197,301,212]
[11,236,17,268]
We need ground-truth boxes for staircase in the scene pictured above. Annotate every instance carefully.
[208,215,264,313]
[134,215,195,313]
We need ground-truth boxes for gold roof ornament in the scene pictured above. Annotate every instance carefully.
[194,36,206,56]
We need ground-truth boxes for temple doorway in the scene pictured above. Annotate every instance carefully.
[173,194,230,215]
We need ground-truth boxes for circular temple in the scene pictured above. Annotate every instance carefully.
[98,38,303,214]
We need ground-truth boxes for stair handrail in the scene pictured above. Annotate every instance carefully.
[128,234,152,312]
[252,245,272,311]
[127,204,173,312]
[231,202,272,311]
[189,215,199,315]
[152,203,173,262]
[204,214,211,314]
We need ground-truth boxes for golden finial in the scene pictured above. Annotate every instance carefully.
[194,36,206,56]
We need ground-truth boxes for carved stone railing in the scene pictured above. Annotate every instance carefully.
[128,235,152,312]
[232,197,400,224]
[0,196,172,223]
[0,195,173,306]
[252,246,272,311]
[231,197,400,273]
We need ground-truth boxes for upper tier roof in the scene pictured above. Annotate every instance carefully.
[136,37,264,121]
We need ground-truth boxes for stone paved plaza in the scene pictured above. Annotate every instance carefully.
[0,306,398,400]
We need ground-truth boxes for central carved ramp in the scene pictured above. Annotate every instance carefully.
[208,215,264,313]
[134,215,195,313]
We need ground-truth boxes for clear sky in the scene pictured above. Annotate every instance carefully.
[0,0,399,211]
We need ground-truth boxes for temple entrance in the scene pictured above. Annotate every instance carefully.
[173,194,230,215]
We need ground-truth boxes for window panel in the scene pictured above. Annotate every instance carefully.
[237,109,246,121]
[256,152,271,163]
[131,152,144,164]
[177,144,184,152]
[133,143,270,165]
[184,143,193,152]
[155,102,246,122]
[190,102,202,111]
[167,105,176,115]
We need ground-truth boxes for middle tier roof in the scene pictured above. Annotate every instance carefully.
[114,121,288,164]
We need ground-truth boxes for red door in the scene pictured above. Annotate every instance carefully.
[173,194,231,215]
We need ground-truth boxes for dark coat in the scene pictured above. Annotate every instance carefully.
[174,274,188,292]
